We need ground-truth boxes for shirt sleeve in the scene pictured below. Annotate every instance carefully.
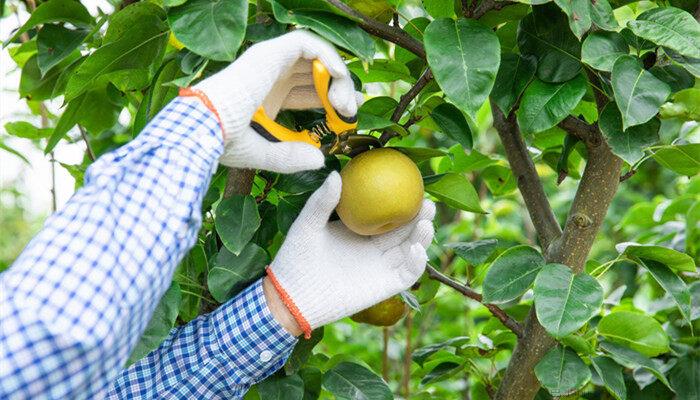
[0,96,223,399]
[106,279,298,399]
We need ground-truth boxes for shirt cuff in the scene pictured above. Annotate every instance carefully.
[210,279,298,384]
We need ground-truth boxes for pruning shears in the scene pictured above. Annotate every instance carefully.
[250,59,381,156]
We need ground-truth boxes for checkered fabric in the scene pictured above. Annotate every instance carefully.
[0,96,296,399]
[107,280,297,398]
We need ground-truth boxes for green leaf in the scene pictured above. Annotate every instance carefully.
[392,147,447,163]
[424,18,500,118]
[598,311,670,357]
[598,103,660,165]
[482,165,517,196]
[666,47,700,77]
[619,243,696,272]
[517,74,587,135]
[6,0,93,44]
[412,336,470,367]
[285,328,324,375]
[420,361,465,385]
[637,258,692,326]
[0,139,30,164]
[215,195,261,255]
[4,121,52,139]
[650,65,695,92]
[8,41,38,67]
[628,7,700,59]
[357,96,397,131]
[20,52,80,101]
[652,144,700,176]
[300,366,323,400]
[554,0,591,39]
[65,4,168,100]
[258,373,304,400]
[611,55,671,130]
[430,103,473,150]
[491,53,537,114]
[445,239,498,265]
[534,264,603,338]
[278,194,309,235]
[133,59,183,135]
[272,1,374,61]
[322,362,392,400]
[126,282,181,365]
[534,346,591,397]
[589,0,618,31]
[660,88,700,120]
[423,0,455,18]
[669,354,700,400]
[45,85,121,153]
[347,59,414,83]
[174,244,207,322]
[518,3,582,83]
[168,0,247,61]
[482,245,546,303]
[599,341,672,389]
[590,356,627,400]
[581,31,629,72]
[424,173,485,213]
[207,243,269,303]
[37,24,88,76]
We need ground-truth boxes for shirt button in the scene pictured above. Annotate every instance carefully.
[260,350,273,362]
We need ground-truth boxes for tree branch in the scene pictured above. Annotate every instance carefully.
[558,116,598,144]
[223,168,255,199]
[426,264,524,338]
[323,0,425,58]
[380,68,433,144]
[472,0,517,19]
[490,103,562,250]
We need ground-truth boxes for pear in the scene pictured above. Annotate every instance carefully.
[351,296,408,326]
[336,148,423,235]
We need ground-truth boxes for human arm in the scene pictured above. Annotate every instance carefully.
[0,30,355,399]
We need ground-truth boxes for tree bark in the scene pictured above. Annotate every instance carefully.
[494,117,622,400]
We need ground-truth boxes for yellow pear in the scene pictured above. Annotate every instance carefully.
[351,296,408,326]
[336,148,423,235]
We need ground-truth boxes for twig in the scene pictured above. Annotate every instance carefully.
[382,327,390,381]
[78,125,95,161]
[402,311,413,399]
[426,264,524,338]
[324,0,425,59]
[379,68,433,144]
[619,169,636,182]
[255,175,273,203]
[491,102,562,251]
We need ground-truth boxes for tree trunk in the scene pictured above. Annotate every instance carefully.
[493,111,623,400]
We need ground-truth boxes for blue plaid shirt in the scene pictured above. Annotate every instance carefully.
[0,97,298,399]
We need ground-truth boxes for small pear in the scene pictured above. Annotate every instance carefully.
[351,296,408,326]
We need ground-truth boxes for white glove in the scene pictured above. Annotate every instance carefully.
[194,30,360,173]
[266,172,436,337]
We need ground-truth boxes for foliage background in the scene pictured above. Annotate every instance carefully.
[1,0,699,399]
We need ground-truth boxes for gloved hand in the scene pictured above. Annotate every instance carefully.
[266,172,435,338]
[193,30,360,173]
